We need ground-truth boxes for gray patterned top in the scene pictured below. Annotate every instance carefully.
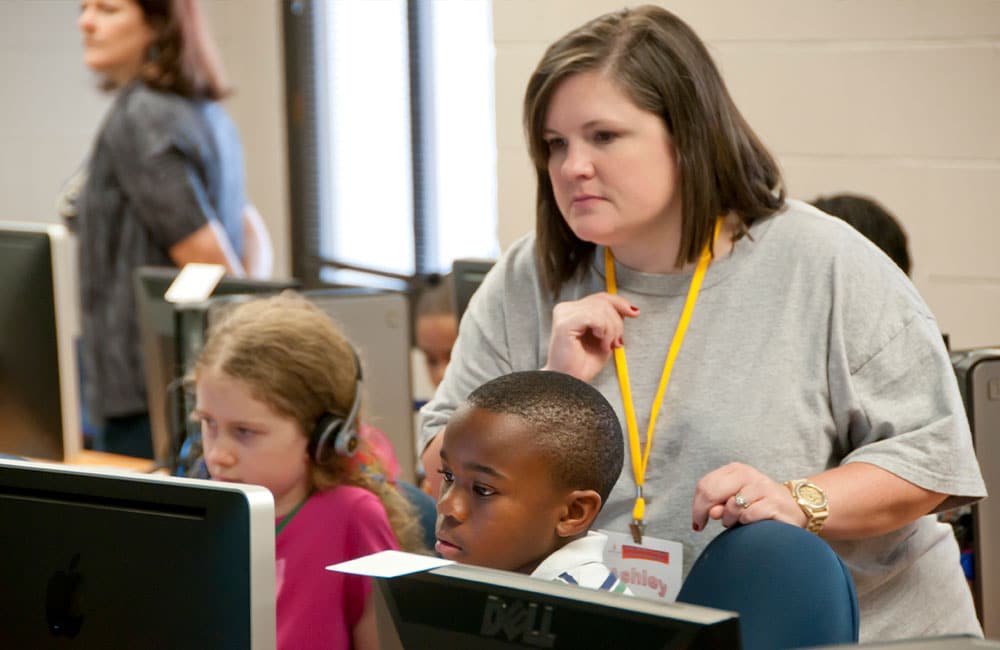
[76,81,244,421]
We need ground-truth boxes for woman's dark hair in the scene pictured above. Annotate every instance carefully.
[135,0,230,100]
[811,194,911,275]
[523,4,785,296]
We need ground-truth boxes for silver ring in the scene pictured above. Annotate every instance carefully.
[734,494,750,510]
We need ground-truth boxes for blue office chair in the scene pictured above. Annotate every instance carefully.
[676,520,859,650]
[396,479,438,552]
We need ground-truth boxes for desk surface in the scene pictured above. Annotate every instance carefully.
[63,450,157,473]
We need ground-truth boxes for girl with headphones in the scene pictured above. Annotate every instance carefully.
[191,293,425,650]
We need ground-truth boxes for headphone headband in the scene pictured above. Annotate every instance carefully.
[310,347,364,463]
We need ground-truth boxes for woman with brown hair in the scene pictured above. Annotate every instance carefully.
[421,5,984,640]
[75,0,261,457]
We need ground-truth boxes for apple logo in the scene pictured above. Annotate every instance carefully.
[46,553,84,638]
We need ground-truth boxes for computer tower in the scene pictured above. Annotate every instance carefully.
[173,288,415,482]
[952,348,1000,638]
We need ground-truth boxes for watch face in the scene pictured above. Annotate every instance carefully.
[797,483,828,508]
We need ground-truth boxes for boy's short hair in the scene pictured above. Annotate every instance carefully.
[465,371,623,505]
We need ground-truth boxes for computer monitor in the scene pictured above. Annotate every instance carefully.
[134,267,300,468]
[374,561,739,649]
[0,458,275,648]
[951,348,1000,638]
[180,288,416,482]
[0,222,81,461]
[298,289,415,481]
[451,258,495,322]
[816,637,1000,649]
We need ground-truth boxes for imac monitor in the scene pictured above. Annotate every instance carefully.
[0,222,81,460]
[183,288,416,482]
[375,562,740,649]
[134,266,299,468]
[451,258,495,322]
[0,458,275,648]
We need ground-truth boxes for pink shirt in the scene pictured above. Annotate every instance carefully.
[275,485,398,650]
[353,422,401,482]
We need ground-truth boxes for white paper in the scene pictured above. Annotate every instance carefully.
[326,550,454,578]
[600,528,683,603]
[164,263,226,304]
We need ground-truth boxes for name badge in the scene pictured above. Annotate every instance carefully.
[599,529,683,603]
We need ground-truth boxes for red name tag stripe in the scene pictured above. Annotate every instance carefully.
[622,545,670,564]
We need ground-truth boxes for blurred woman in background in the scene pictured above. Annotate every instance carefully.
[73,0,267,457]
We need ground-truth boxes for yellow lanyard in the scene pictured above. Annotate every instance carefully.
[604,218,721,543]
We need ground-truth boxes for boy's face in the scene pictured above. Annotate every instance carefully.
[435,406,568,574]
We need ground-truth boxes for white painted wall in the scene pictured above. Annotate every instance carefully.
[493,0,1000,349]
[0,0,290,276]
[0,1,109,224]
[3,1,998,348]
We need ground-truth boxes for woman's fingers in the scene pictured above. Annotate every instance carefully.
[556,293,634,340]
[545,292,640,381]
[693,462,802,531]
[692,462,744,530]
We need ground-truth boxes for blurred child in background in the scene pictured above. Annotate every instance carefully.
[415,274,459,389]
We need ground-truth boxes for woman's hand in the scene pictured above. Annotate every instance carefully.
[240,203,274,279]
[692,461,950,539]
[691,462,806,531]
[543,292,639,382]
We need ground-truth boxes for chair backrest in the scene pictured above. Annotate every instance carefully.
[676,520,859,650]
[396,479,438,552]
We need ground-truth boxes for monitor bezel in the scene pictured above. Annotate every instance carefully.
[374,560,739,649]
[0,222,81,461]
[451,258,495,322]
[0,458,276,649]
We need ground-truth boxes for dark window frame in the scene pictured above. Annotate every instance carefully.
[281,0,436,290]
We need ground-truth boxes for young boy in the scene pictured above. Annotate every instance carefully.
[435,370,628,593]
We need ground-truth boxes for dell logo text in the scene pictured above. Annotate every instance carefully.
[480,595,556,648]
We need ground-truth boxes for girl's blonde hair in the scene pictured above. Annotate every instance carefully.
[194,292,426,553]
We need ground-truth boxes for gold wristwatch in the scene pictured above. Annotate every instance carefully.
[784,479,829,534]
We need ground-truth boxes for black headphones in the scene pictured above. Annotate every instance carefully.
[308,348,364,463]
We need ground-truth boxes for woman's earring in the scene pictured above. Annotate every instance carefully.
[146,43,160,63]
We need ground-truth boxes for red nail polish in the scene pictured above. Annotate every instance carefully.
[630,305,639,312]
[692,522,700,531]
